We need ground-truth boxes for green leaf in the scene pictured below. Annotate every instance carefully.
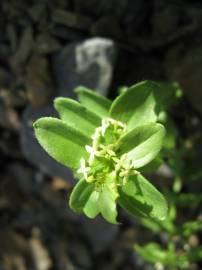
[141,205,176,234]
[70,178,118,224]
[33,117,90,170]
[135,242,189,268]
[180,220,202,237]
[186,246,202,262]
[135,243,169,264]
[118,123,165,168]
[83,190,100,218]
[171,193,202,207]
[54,97,101,137]
[84,184,118,224]
[69,179,96,214]
[118,174,168,220]
[99,185,118,224]
[75,86,111,118]
[110,81,161,130]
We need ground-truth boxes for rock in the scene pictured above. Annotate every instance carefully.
[165,44,202,114]
[50,25,86,41]
[74,0,126,17]
[69,240,92,268]
[29,228,53,270]
[6,24,18,53]
[81,216,119,254]
[123,0,146,37]
[10,26,33,70]
[0,97,20,130]
[29,4,46,22]
[20,105,74,183]
[91,16,122,39]
[35,34,61,54]
[25,55,54,107]
[51,9,92,31]
[52,38,117,97]
[151,5,179,37]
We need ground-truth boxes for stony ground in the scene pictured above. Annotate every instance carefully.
[0,0,202,269]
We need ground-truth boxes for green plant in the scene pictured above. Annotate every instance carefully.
[33,80,168,224]
[133,85,202,270]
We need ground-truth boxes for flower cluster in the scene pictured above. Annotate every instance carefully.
[77,118,139,190]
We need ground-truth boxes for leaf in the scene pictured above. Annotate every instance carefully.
[141,205,176,234]
[54,97,101,137]
[172,193,202,207]
[70,178,118,224]
[33,117,90,170]
[186,246,202,262]
[110,81,161,130]
[75,86,111,118]
[84,183,118,224]
[99,185,118,224]
[69,179,96,214]
[118,123,165,168]
[118,174,168,220]
[135,243,169,264]
[83,190,100,218]
[180,220,202,237]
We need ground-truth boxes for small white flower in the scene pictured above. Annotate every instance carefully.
[85,145,100,164]
[101,119,109,136]
[77,158,90,180]
[91,127,102,140]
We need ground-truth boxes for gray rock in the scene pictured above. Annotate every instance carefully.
[20,105,74,183]
[52,38,117,97]
[81,215,119,254]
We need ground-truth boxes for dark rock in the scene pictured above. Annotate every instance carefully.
[51,9,92,31]
[0,97,20,129]
[81,216,119,254]
[29,4,46,22]
[25,54,54,107]
[91,16,122,39]
[74,0,127,17]
[165,44,202,114]
[9,164,33,196]
[69,240,92,268]
[123,0,147,37]
[20,105,74,183]
[151,5,179,37]
[10,26,33,70]
[35,34,61,54]
[52,38,117,97]
[50,25,86,41]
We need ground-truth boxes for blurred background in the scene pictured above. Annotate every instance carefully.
[0,0,202,269]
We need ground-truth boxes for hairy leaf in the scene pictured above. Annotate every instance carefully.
[75,86,111,118]
[110,81,161,130]
[54,97,101,137]
[33,117,90,170]
[118,174,168,220]
[119,123,165,168]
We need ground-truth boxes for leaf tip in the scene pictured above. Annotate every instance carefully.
[33,119,40,130]
[74,85,86,94]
